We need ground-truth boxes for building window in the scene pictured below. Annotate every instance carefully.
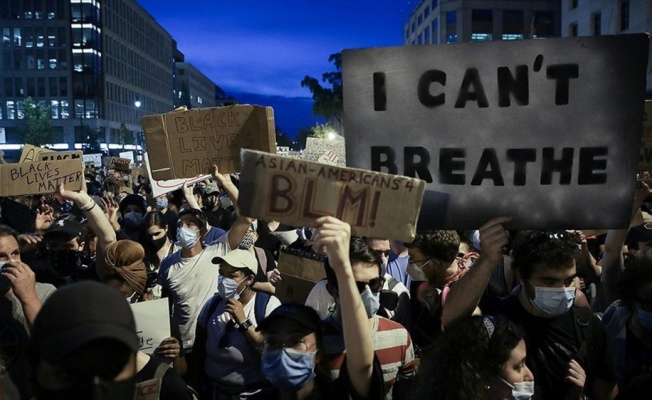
[13,28,21,46]
[446,11,457,43]
[472,9,493,41]
[592,12,601,35]
[432,19,439,43]
[432,0,438,10]
[418,33,423,45]
[6,101,15,120]
[61,100,69,119]
[532,10,555,38]
[51,100,59,119]
[620,0,630,31]
[411,21,416,32]
[425,26,431,43]
[424,7,430,18]
[571,0,578,9]
[502,10,524,40]
[418,14,423,25]
[570,22,578,37]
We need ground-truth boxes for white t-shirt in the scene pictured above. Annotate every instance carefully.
[305,279,335,319]
[158,234,230,350]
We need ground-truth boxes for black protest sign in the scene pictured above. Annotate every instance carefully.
[343,34,649,230]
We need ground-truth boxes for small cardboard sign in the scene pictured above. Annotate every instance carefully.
[119,151,135,165]
[275,250,326,304]
[110,157,131,173]
[304,137,346,167]
[143,152,210,197]
[19,144,47,163]
[130,298,170,354]
[40,150,82,162]
[82,153,102,167]
[343,34,649,230]
[238,149,426,242]
[0,158,84,196]
[639,101,652,172]
[141,104,276,180]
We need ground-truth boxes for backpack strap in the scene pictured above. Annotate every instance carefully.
[201,295,223,327]
[572,305,594,379]
[254,247,268,275]
[254,292,271,323]
[387,277,399,291]
[153,361,169,380]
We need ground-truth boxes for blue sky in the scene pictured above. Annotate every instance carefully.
[137,0,411,138]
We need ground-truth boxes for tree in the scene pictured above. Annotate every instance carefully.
[301,53,343,125]
[119,122,133,146]
[23,97,52,146]
[295,122,338,150]
[86,127,102,152]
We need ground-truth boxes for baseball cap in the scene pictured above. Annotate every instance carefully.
[31,281,139,363]
[212,249,259,275]
[257,303,321,333]
[203,185,220,197]
[45,218,82,239]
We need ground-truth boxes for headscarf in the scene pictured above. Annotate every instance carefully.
[103,240,147,296]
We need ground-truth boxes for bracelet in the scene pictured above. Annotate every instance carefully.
[79,198,96,212]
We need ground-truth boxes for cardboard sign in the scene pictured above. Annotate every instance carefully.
[110,157,131,173]
[275,250,326,304]
[639,101,652,172]
[0,158,84,196]
[119,151,135,165]
[19,144,47,163]
[40,150,82,162]
[343,34,649,230]
[130,298,170,354]
[304,137,346,167]
[141,104,276,180]
[238,149,426,242]
[83,153,102,167]
[143,152,210,197]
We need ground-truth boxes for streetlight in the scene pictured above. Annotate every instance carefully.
[134,99,143,161]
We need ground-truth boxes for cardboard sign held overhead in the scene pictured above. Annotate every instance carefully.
[40,150,82,162]
[143,152,210,197]
[238,149,426,242]
[304,137,346,167]
[83,153,102,167]
[343,34,649,230]
[130,298,170,355]
[275,250,326,305]
[110,157,131,173]
[141,104,276,180]
[0,158,84,196]
[19,144,47,163]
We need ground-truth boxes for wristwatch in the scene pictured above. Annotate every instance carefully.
[238,319,253,332]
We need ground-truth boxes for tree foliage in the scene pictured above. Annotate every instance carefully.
[301,53,343,124]
[120,122,133,146]
[23,97,52,146]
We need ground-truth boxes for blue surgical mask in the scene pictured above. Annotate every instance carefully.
[123,211,143,229]
[218,276,245,300]
[636,306,652,331]
[155,198,168,210]
[361,288,380,318]
[261,347,316,392]
[529,286,576,317]
[176,226,199,249]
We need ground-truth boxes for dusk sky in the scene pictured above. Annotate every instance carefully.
[136,0,411,139]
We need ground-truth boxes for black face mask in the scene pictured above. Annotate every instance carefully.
[48,250,83,278]
[34,375,136,400]
[149,236,167,252]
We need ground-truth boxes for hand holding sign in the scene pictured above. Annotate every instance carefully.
[312,216,352,274]
[478,217,512,267]
[153,337,181,361]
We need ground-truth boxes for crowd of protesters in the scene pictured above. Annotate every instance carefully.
[0,159,651,400]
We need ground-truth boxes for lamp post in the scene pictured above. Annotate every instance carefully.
[134,99,142,161]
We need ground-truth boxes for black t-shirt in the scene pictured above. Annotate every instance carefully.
[308,356,385,400]
[624,326,652,387]
[205,207,233,231]
[483,295,618,399]
[136,357,193,400]
[161,209,178,241]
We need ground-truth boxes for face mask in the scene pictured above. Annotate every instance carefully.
[380,258,388,276]
[123,211,143,229]
[48,250,82,278]
[529,286,576,317]
[155,198,168,210]
[238,233,255,250]
[636,306,652,331]
[499,378,535,400]
[407,262,428,281]
[149,236,167,252]
[361,288,380,318]
[34,375,136,400]
[261,348,316,392]
[218,276,246,300]
[176,227,199,249]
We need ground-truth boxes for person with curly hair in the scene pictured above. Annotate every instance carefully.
[416,315,534,400]
[443,218,618,400]
[602,256,652,391]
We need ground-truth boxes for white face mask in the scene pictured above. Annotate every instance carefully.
[218,276,246,300]
[529,286,576,317]
[407,261,429,281]
[361,288,380,318]
[499,379,535,400]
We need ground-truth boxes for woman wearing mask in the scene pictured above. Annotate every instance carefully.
[117,194,147,241]
[188,249,281,399]
[416,315,536,400]
[256,216,384,399]
[140,211,174,298]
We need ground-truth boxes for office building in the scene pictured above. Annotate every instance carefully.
[405,0,561,45]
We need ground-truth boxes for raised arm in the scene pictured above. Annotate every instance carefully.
[441,216,511,328]
[182,180,201,211]
[312,216,374,397]
[211,165,252,250]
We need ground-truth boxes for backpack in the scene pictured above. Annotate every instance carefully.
[201,291,271,327]
[572,305,595,380]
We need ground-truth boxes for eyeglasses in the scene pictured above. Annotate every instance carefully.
[355,277,385,293]
[409,258,433,270]
[531,232,572,246]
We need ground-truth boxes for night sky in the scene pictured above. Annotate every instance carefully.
[136,0,410,139]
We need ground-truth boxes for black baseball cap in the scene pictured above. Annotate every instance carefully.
[257,303,321,333]
[45,217,82,239]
